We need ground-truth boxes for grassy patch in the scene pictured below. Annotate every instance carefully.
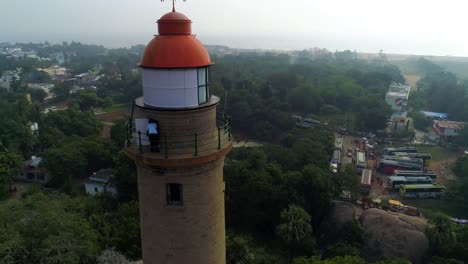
[103,103,131,113]
[416,145,456,161]
[405,198,467,218]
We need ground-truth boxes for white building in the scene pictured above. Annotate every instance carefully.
[27,83,55,99]
[0,69,21,90]
[16,156,50,183]
[30,122,39,135]
[385,82,411,111]
[85,169,117,196]
[38,65,68,79]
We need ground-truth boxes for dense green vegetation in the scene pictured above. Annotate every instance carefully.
[211,50,400,140]
[0,192,140,263]
[407,58,468,122]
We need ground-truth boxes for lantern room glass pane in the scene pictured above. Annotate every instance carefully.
[198,68,206,86]
[198,85,207,104]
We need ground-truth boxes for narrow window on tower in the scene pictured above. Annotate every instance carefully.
[198,67,209,104]
[167,183,183,206]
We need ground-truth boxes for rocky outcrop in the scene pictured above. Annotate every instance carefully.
[359,208,428,264]
[327,200,357,228]
[317,200,357,245]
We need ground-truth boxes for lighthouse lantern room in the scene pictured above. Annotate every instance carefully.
[140,10,213,108]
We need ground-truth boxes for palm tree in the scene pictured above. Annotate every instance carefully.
[277,204,312,264]
[426,212,456,256]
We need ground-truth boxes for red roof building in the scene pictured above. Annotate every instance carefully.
[432,120,466,137]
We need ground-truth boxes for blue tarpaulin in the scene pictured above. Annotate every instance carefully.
[420,111,448,119]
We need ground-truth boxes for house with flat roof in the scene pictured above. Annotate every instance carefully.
[432,120,466,139]
[84,169,117,196]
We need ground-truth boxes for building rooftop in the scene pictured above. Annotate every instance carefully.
[434,120,466,129]
[89,169,116,183]
[389,82,410,93]
[26,156,42,168]
[386,91,409,97]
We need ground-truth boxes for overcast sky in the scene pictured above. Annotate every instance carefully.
[1,0,468,56]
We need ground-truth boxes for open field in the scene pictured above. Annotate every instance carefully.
[96,110,129,138]
[96,110,129,123]
[417,145,459,162]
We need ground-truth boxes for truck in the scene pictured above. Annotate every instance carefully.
[356,151,366,173]
[361,169,372,196]
[335,137,343,150]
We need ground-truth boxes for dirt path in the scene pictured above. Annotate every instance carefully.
[96,111,129,138]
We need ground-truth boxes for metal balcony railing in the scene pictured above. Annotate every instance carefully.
[126,115,231,158]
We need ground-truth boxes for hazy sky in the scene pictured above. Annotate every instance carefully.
[1,0,468,56]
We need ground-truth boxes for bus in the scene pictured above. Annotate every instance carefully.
[331,149,341,165]
[384,147,418,155]
[394,170,437,180]
[393,152,432,161]
[399,184,445,199]
[381,156,423,166]
[361,169,372,195]
[378,160,423,174]
[387,176,433,190]
[356,151,366,173]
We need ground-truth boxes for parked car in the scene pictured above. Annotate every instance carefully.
[347,148,353,157]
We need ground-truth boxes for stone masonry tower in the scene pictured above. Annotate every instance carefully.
[124,5,232,264]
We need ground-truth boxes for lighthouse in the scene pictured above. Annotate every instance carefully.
[124,3,232,264]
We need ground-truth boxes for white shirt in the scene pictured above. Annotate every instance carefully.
[147,123,158,135]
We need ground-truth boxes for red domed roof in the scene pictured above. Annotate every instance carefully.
[140,11,213,69]
[159,11,190,21]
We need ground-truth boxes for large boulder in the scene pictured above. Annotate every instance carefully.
[327,200,356,227]
[359,208,428,264]
[317,200,357,245]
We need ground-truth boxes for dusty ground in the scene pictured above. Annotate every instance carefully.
[404,74,421,91]
[96,111,129,138]
[428,157,458,185]
[96,111,129,123]
[233,140,263,148]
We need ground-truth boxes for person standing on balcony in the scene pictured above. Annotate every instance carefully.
[147,119,159,152]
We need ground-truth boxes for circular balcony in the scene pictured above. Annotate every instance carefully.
[125,113,232,168]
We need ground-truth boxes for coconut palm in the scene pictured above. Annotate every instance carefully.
[277,204,312,264]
